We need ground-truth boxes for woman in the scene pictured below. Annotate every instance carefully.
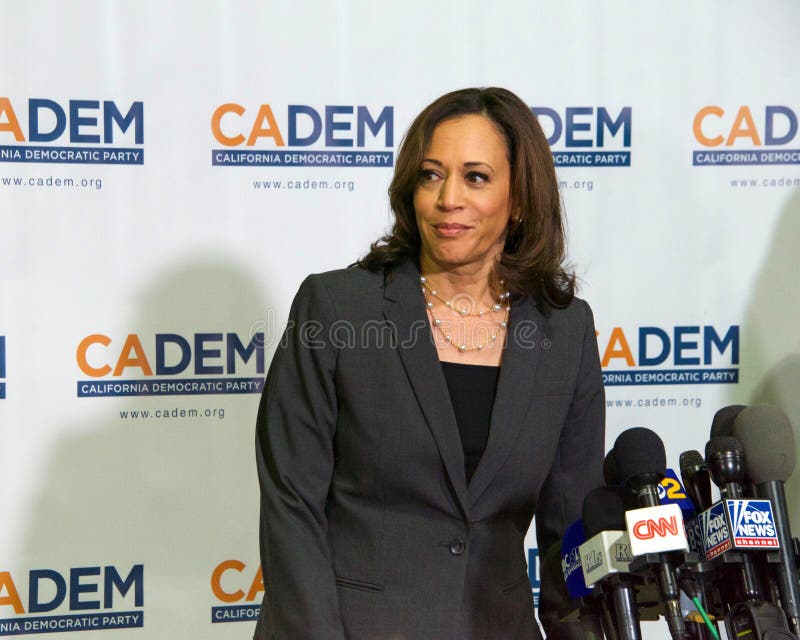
[254,87,605,639]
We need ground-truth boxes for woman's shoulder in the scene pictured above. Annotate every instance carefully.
[293,263,394,317]
[534,293,594,319]
[302,263,385,296]
[534,294,597,335]
[560,295,594,317]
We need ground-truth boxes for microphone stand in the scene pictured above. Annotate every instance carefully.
[679,551,797,639]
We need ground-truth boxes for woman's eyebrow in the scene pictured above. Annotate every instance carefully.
[464,161,494,171]
[421,158,494,172]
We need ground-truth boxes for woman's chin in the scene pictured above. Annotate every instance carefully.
[423,250,495,272]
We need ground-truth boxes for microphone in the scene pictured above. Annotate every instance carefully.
[614,428,666,507]
[700,427,795,638]
[733,405,800,637]
[704,435,762,602]
[678,450,712,559]
[679,449,713,513]
[614,427,689,640]
[562,519,593,600]
[705,436,749,500]
[581,486,641,640]
[710,404,747,437]
[605,448,622,486]
[559,519,609,640]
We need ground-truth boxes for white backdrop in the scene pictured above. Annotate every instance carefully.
[1,1,798,637]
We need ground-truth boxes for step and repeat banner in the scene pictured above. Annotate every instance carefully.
[1,1,798,638]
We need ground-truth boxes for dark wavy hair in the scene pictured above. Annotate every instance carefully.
[358,87,575,309]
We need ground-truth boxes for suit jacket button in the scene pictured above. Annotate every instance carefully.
[449,538,466,556]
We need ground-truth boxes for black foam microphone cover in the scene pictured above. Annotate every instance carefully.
[733,404,800,634]
[582,486,627,538]
[604,448,621,486]
[613,428,686,639]
[613,427,666,489]
[710,404,747,437]
[732,404,795,483]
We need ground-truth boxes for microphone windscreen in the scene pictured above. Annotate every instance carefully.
[704,435,744,461]
[732,404,796,483]
[603,449,620,486]
[582,486,626,538]
[710,404,747,437]
[613,427,667,482]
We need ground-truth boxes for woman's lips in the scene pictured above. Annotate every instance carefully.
[433,223,471,237]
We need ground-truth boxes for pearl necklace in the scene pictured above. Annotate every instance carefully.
[420,275,510,353]
[420,276,510,317]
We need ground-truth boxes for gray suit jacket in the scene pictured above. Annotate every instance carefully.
[254,261,605,640]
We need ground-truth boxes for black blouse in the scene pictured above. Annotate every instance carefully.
[440,361,501,483]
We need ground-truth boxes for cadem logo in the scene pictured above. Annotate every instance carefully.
[0,98,143,165]
[533,106,632,167]
[599,324,739,386]
[0,564,143,635]
[527,548,540,608]
[76,331,265,397]
[692,105,799,166]
[0,336,5,399]
[210,561,262,623]
[211,102,393,167]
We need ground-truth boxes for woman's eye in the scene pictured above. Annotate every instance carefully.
[419,168,440,182]
[466,171,489,184]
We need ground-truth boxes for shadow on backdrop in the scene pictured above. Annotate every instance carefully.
[22,258,270,637]
[729,187,800,528]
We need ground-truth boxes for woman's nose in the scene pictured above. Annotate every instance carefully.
[436,175,464,211]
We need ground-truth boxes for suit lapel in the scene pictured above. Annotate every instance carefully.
[468,295,545,505]
[382,261,471,518]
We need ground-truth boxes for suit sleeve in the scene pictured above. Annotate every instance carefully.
[535,300,606,637]
[254,274,347,640]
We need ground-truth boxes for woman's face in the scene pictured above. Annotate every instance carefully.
[414,114,512,273]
